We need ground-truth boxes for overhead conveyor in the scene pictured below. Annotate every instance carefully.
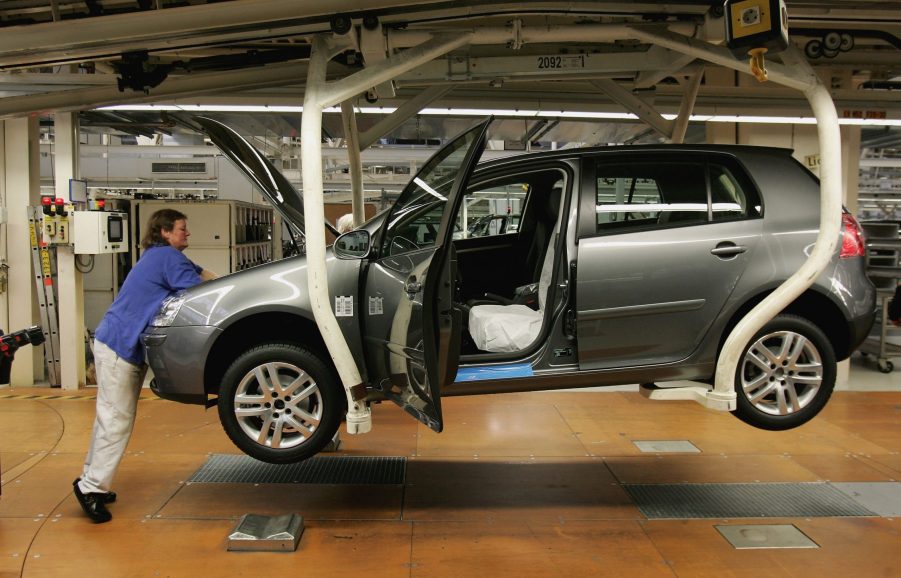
[294,12,843,432]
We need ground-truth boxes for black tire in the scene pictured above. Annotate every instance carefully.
[217,343,345,463]
[733,314,836,431]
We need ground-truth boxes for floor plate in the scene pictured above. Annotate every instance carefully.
[188,454,406,485]
[831,482,901,517]
[633,440,701,453]
[715,524,819,549]
[624,482,877,519]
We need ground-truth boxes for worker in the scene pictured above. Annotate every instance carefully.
[336,213,355,234]
[73,209,216,523]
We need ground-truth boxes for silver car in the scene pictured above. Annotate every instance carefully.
[144,118,876,464]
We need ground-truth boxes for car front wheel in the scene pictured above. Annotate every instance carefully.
[733,314,836,431]
[218,343,345,463]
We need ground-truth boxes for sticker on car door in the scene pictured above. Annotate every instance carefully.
[368,296,384,315]
[334,296,353,317]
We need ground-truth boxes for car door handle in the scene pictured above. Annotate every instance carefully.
[710,242,747,258]
[404,276,422,294]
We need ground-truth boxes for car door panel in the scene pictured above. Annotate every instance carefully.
[577,219,762,370]
[362,250,441,428]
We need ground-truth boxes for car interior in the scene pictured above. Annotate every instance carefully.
[454,168,568,357]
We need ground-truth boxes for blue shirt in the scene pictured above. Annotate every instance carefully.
[95,245,202,364]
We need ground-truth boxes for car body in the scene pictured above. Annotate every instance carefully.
[144,117,876,463]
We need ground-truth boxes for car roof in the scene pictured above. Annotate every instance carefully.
[475,143,796,171]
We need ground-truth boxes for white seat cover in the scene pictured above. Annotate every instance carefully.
[468,304,543,353]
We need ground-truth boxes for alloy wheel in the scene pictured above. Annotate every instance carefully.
[232,361,323,449]
[739,329,823,416]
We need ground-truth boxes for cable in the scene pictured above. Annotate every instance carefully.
[75,254,95,274]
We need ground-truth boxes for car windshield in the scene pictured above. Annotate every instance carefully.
[380,123,485,257]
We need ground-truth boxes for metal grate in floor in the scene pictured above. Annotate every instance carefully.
[623,482,878,519]
[188,454,406,485]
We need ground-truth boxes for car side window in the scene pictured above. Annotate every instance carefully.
[380,124,483,257]
[595,161,707,234]
[455,183,527,240]
[709,163,762,221]
[594,158,762,235]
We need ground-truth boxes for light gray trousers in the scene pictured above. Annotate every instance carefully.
[78,340,148,495]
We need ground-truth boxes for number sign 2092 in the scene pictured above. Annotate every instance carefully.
[537,56,564,69]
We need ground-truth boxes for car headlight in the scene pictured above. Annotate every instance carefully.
[150,293,186,327]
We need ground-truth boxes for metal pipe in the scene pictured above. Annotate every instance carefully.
[712,48,843,400]
[590,78,673,138]
[669,68,703,144]
[358,84,454,150]
[301,35,372,435]
[628,22,842,407]
[315,33,473,110]
[629,27,817,92]
[302,31,476,434]
[339,100,365,227]
[387,22,696,49]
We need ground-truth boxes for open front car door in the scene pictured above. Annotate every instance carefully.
[362,120,491,432]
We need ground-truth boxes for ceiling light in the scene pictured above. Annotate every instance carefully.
[97,104,901,126]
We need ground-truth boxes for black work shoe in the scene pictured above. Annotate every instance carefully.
[72,479,112,523]
[74,478,115,503]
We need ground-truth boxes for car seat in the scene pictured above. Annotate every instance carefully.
[467,210,560,353]
[468,186,561,309]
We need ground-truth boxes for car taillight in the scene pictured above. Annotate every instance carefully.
[840,212,866,259]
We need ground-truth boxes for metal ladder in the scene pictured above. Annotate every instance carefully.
[27,206,61,386]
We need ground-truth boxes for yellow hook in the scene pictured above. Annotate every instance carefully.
[749,47,769,82]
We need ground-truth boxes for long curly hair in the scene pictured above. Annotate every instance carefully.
[141,208,188,249]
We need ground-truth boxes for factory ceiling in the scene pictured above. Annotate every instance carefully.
[0,0,897,148]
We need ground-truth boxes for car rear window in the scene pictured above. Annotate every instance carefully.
[594,158,761,234]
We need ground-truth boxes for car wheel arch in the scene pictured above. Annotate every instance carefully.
[719,287,850,362]
[203,311,329,397]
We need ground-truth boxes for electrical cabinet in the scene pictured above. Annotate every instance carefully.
[72,211,129,254]
[130,199,274,275]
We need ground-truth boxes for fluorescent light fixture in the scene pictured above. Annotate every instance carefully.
[97,104,901,126]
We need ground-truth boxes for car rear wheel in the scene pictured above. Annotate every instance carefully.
[733,314,836,430]
[218,343,344,463]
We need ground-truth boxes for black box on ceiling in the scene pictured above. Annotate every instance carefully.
[724,0,789,58]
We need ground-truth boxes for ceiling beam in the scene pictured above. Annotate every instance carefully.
[0,60,309,119]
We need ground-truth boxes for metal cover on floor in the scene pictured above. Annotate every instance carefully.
[715,524,819,549]
[227,513,304,552]
[831,482,901,517]
[189,454,406,485]
[633,440,700,453]
[623,483,877,519]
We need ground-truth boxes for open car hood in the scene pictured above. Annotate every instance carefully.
[194,116,339,238]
